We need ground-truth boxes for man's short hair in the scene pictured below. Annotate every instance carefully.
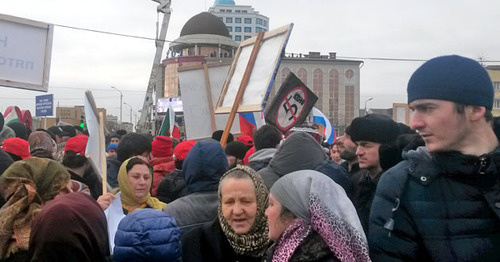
[117,133,152,162]
[212,130,233,144]
[454,103,494,122]
[253,125,282,150]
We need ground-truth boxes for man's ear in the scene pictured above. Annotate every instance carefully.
[468,106,486,122]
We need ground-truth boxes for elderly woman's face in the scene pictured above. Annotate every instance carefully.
[220,177,257,234]
[127,164,151,201]
[265,194,294,240]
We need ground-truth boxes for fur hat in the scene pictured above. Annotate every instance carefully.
[408,55,494,109]
[349,114,400,144]
[151,136,173,158]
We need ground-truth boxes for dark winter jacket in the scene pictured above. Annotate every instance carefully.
[113,209,182,262]
[0,149,13,207]
[156,169,187,203]
[258,132,352,197]
[162,140,228,235]
[369,146,500,262]
[182,220,264,262]
[68,168,102,200]
[106,156,122,188]
[351,169,381,234]
[266,231,339,262]
[149,156,175,196]
[248,148,276,172]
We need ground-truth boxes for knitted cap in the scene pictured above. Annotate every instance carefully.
[225,141,248,160]
[349,114,400,144]
[151,136,173,158]
[64,134,88,155]
[107,143,118,152]
[408,55,494,109]
[2,137,31,159]
[173,140,196,161]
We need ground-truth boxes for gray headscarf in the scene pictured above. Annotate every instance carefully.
[270,170,370,262]
[28,131,57,159]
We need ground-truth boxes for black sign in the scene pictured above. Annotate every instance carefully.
[264,73,317,132]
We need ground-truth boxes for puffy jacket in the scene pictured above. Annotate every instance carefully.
[258,132,352,197]
[163,140,228,235]
[248,148,276,172]
[113,209,182,262]
[149,156,175,196]
[369,146,500,261]
[156,169,188,203]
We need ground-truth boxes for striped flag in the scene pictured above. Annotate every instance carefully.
[312,107,336,145]
[239,112,257,137]
[159,103,180,139]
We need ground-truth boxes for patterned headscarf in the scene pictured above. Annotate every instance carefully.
[217,165,270,257]
[0,157,71,259]
[28,131,57,159]
[270,170,371,262]
[117,157,166,211]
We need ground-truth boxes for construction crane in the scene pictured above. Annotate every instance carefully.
[136,0,172,133]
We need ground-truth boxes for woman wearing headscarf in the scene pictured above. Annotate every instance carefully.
[0,157,72,262]
[181,165,270,262]
[97,157,166,253]
[28,131,57,159]
[265,170,371,262]
[28,192,110,261]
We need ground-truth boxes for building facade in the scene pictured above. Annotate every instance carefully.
[272,52,362,133]
[56,106,107,126]
[208,0,269,42]
[486,65,500,116]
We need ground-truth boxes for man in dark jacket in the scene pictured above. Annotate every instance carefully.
[248,125,281,172]
[369,55,500,261]
[162,140,228,235]
[258,131,351,197]
[348,114,400,233]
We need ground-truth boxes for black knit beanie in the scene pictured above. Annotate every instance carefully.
[225,141,248,160]
[407,55,493,109]
[349,114,400,144]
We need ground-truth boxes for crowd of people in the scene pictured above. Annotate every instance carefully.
[0,54,499,262]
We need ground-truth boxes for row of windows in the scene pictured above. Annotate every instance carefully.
[226,26,258,33]
[225,17,263,24]
[232,35,252,41]
[255,18,267,26]
[220,9,248,13]
[493,81,500,91]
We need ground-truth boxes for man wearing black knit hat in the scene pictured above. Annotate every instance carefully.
[348,113,400,233]
[369,55,500,261]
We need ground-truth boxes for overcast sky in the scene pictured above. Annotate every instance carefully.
[1,0,500,121]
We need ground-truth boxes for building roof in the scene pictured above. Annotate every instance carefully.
[214,0,235,5]
[180,12,230,38]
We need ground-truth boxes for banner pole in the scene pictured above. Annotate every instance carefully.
[99,112,107,194]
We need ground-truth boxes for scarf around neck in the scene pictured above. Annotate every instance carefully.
[217,165,270,257]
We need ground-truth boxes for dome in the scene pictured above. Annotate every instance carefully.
[180,12,230,37]
[214,0,235,5]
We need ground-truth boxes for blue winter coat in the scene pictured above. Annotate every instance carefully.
[113,209,182,262]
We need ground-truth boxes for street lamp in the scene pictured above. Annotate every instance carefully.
[110,86,123,123]
[364,97,373,115]
[123,102,133,123]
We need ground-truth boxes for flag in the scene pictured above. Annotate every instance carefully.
[4,106,21,125]
[312,107,336,145]
[159,103,180,139]
[239,112,257,137]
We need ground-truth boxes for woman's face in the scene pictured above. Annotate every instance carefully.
[330,145,342,163]
[265,194,294,240]
[127,164,151,201]
[220,177,257,234]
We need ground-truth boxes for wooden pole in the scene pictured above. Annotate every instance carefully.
[99,112,107,194]
[220,32,265,147]
[203,63,217,132]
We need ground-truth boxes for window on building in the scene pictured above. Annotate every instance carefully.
[313,69,324,111]
[244,27,252,32]
[494,81,500,91]
[226,9,232,12]
[226,17,233,23]
[242,10,247,13]
[235,10,241,13]
[263,20,268,26]
[244,35,251,40]
[298,68,308,84]
[235,26,241,32]
[345,86,355,124]
[227,26,232,32]
[244,18,252,24]
[495,99,500,109]
[235,18,241,23]
[281,67,291,85]
[256,27,262,32]
[256,18,262,25]
[220,9,225,12]
[235,35,241,41]
[329,69,340,124]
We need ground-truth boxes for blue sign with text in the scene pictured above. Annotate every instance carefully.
[36,94,53,116]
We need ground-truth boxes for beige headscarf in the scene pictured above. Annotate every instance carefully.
[0,157,70,259]
[117,157,166,211]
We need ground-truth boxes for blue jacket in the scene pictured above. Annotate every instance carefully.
[369,146,500,261]
[113,209,182,262]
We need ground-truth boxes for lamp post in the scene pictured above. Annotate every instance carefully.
[111,86,123,123]
[364,97,373,115]
[123,102,133,123]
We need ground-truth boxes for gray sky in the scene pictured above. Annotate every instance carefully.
[1,0,499,121]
